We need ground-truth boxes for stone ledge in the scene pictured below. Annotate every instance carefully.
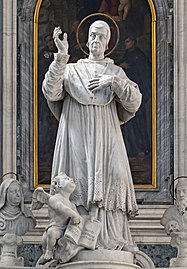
[22,205,170,244]
[0,263,185,269]
[71,249,134,263]
[57,261,140,269]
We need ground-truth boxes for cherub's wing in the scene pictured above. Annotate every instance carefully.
[31,187,51,210]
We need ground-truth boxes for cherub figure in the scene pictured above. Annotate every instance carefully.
[118,0,131,20]
[32,173,80,264]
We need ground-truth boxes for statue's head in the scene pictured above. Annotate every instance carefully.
[166,220,180,234]
[0,178,22,208]
[0,178,36,236]
[6,181,22,206]
[175,178,187,213]
[53,173,76,194]
[86,20,111,57]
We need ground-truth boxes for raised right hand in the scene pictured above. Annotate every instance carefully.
[53,26,69,54]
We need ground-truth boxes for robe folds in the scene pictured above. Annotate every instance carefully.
[43,54,142,249]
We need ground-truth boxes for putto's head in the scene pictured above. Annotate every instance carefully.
[87,20,111,57]
[53,173,76,194]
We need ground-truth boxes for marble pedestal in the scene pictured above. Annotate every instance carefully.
[0,262,184,269]
[57,261,140,269]
[57,249,140,269]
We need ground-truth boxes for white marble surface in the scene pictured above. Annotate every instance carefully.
[71,249,134,263]
[56,249,140,269]
[0,178,36,236]
[1,0,17,174]
[32,174,83,264]
[0,266,184,269]
[0,234,24,267]
[42,22,142,262]
[57,261,140,269]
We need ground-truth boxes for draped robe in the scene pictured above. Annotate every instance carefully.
[43,54,142,249]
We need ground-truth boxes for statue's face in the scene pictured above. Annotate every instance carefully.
[7,182,22,206]
[58,177,76,194]
[176,187,187,213]
[168,220,180,233]
[88,26,108,57]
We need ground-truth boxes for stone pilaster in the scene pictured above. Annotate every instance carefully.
[174,0,187,178]
[1,0,17,175]
[0,1,2,175]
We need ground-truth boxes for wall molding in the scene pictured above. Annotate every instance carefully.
[0,0,17,176]
[174,0,187,178]
[23,204,170,245]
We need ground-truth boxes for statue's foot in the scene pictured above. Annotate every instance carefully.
[123,244,138,252]
[39,251,53,265]
[59,242,83,263]
[44,250,53,261]
[39,257,53,265]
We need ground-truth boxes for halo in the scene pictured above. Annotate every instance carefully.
[0,172,19,182]
[169,176,187,200]
[76,13,120,57]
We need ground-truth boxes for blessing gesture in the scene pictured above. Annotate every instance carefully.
[53,26,69,54]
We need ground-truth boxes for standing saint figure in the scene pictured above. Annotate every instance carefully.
[42,20,142,251]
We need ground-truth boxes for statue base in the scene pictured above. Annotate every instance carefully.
[170,257,187,267]
[170,242,187,267]
[57,261,140,269]
[56,250,140,269]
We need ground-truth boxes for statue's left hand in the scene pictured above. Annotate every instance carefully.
[88,75,113,92]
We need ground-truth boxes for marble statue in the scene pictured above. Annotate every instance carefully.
[0,233,24,267]
[42,19,142,260]
[160,178,187,267]
[32,173,83,265]
[0,178,36,236]
[0,177,36,267]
